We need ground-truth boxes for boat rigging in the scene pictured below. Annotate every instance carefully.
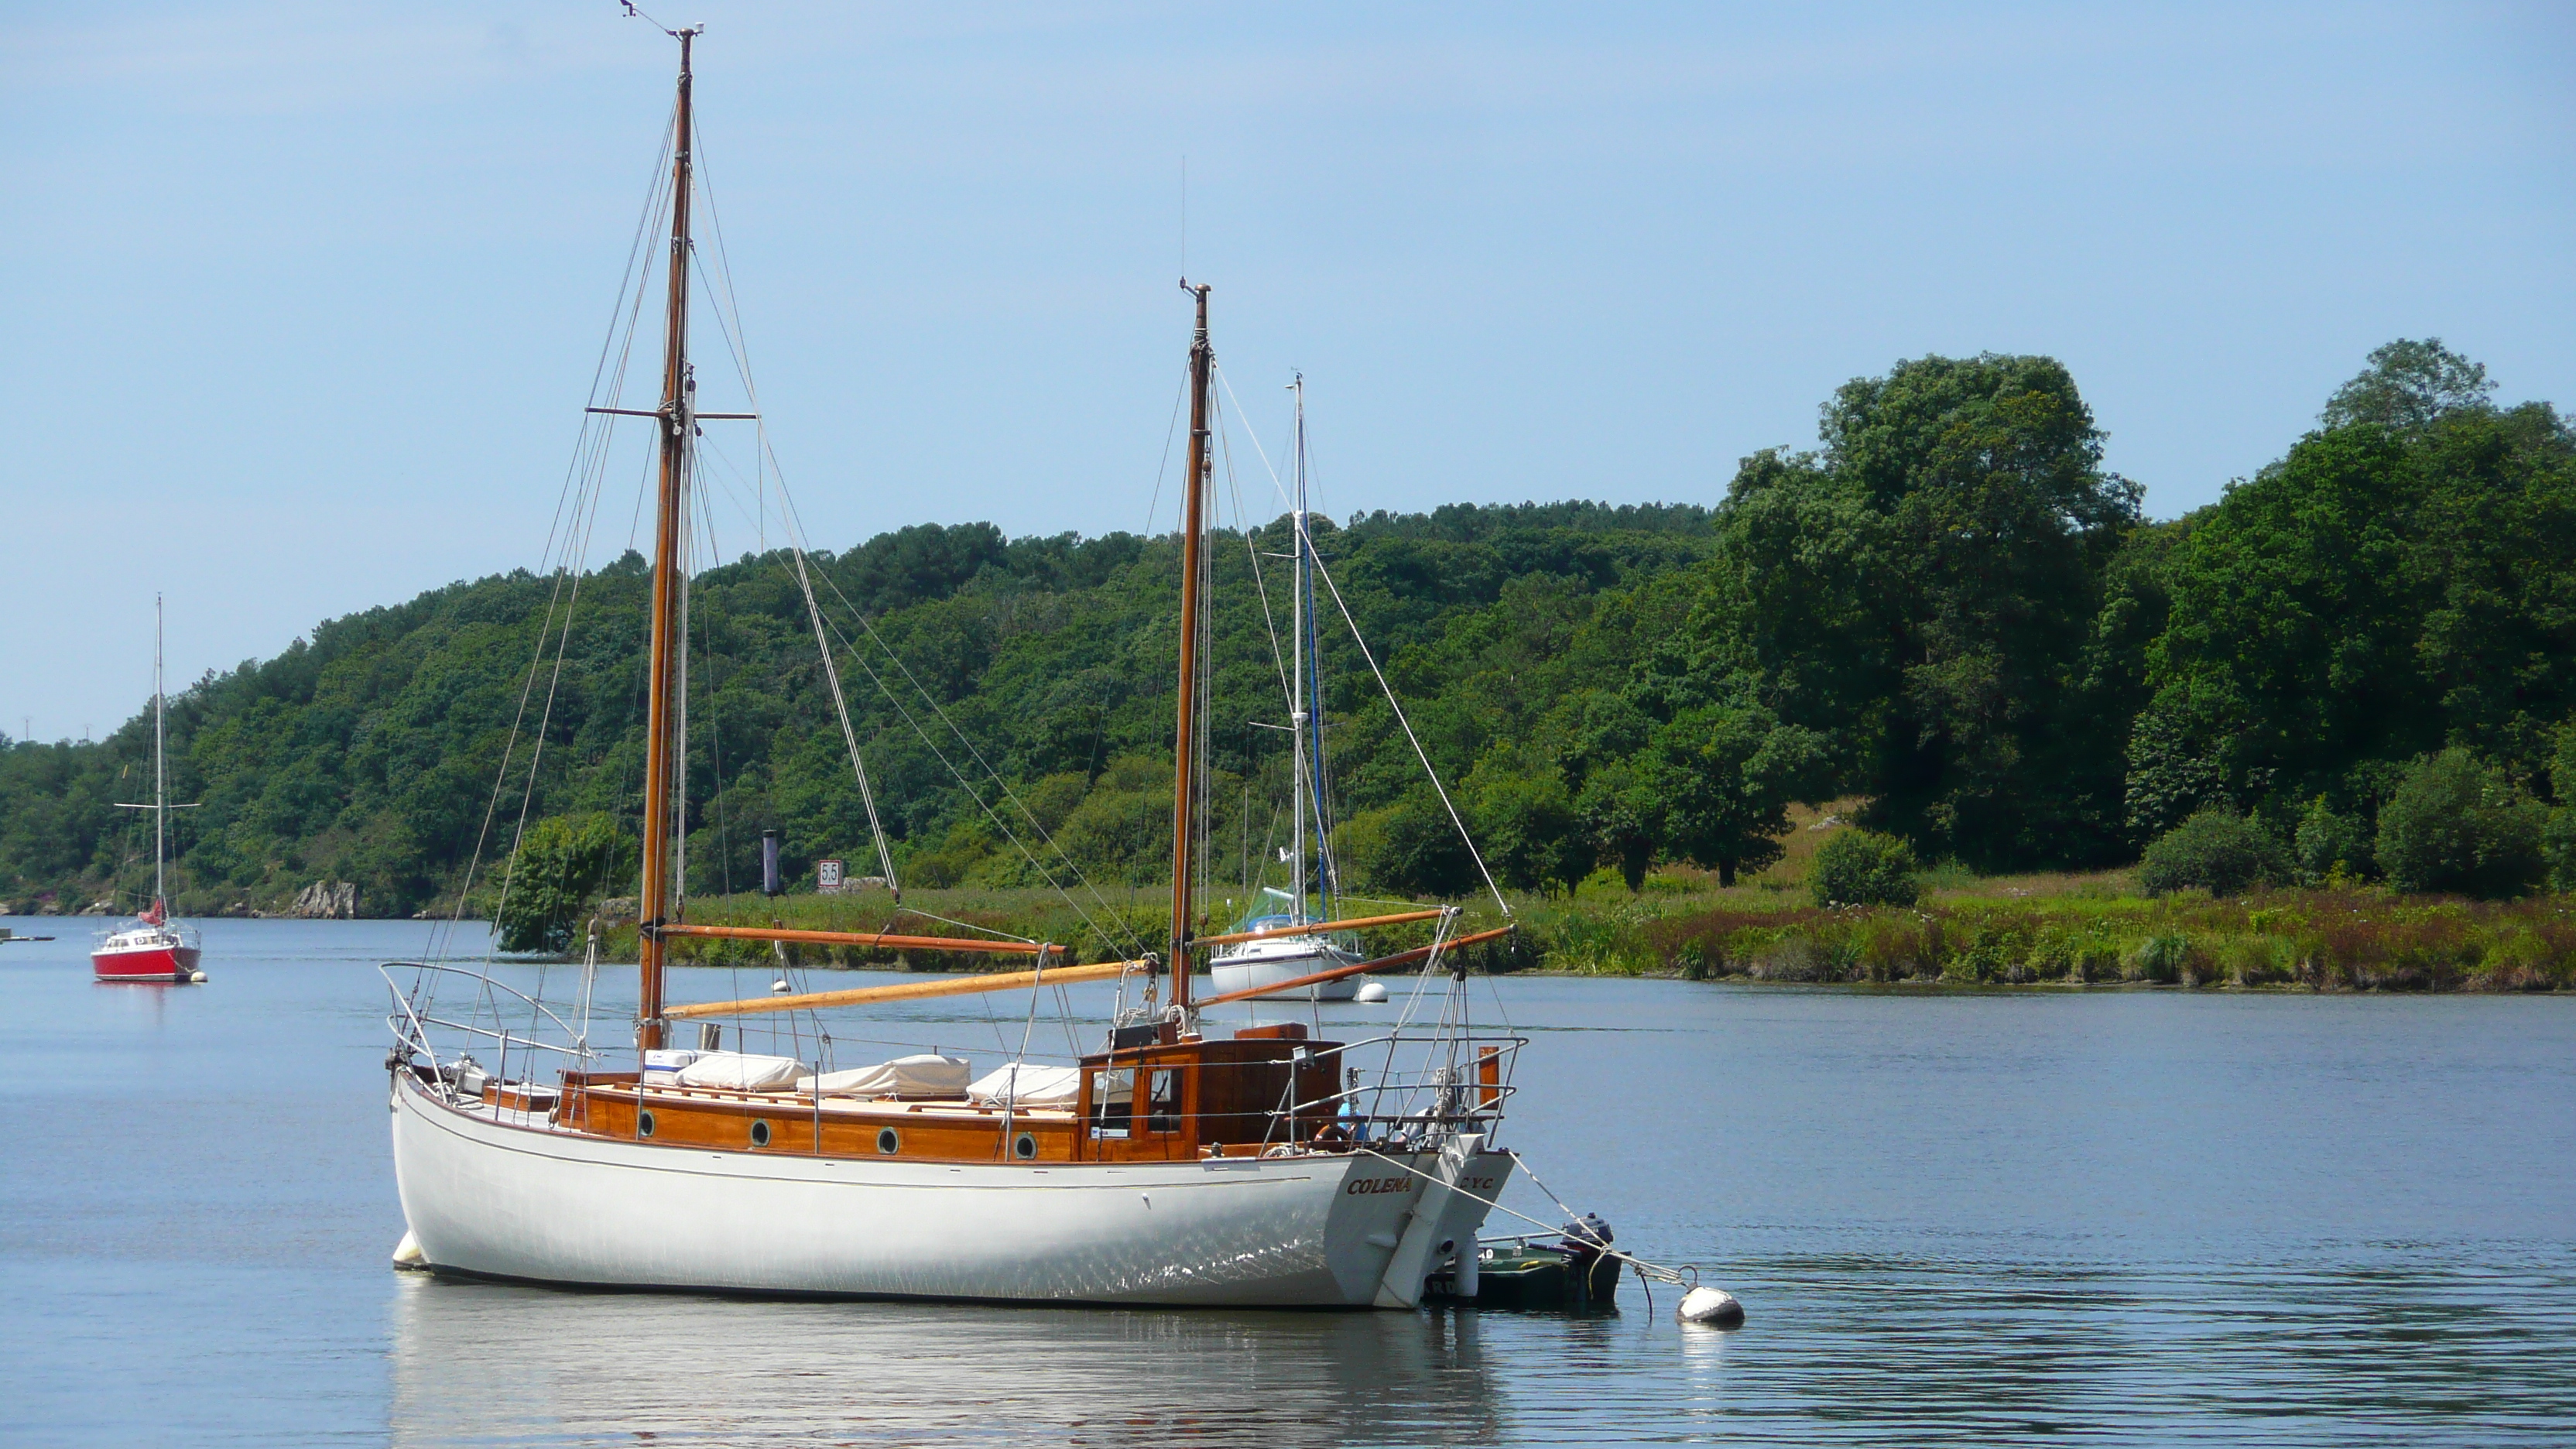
[382,22,1553,1309]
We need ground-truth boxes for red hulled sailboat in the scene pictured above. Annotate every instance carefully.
[93,594,204,984]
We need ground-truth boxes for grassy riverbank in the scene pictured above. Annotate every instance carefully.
[618,810,2575,992]
[637,882,2576,992]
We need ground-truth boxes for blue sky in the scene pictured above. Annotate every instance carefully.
[6,2,2570,738]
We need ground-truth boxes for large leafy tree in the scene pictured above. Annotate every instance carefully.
[2129,341,2576,838]
[1714,354,2143,868]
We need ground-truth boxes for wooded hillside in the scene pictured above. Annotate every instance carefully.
[5,340,2568,917]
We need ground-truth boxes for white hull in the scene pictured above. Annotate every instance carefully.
[1209,939,1363,1002]
[389,1074,1508,1307]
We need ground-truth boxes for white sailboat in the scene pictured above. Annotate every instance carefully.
[382,24,1523,1308]
[1212,379,1367,1002]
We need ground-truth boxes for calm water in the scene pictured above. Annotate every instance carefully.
[3,917,2571,1447]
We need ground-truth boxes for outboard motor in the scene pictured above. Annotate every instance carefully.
[1560,1212,1614,1251]
[1558,1213,1619,1307]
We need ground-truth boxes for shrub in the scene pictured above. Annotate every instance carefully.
[1335,788,1482,899]
[1809,830,1920,908]
[2293,795,2374,884]
[2126,932,2191,983]
[495,814,633,954]
[2547,810,2576,894]
[1853,914,1934,981]
[2138,808,2281,896]
[2374,749,2546,897]
[2221,936,2293,987]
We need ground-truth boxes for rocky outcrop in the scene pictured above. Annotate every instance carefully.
[595,896,640,924]
[291,880,358,919]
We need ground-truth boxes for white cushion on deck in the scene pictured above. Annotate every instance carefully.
[968,1062,1084,1109]
[796,1053,971,1099]
[673,1051,805,1092]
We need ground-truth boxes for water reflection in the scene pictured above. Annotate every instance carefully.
[389,1274,1507,1447]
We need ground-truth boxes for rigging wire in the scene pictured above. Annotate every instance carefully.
[762,467,1153,961]
[426,107,677,975]
[691,141,904,896]
[1142,371,1187,536]
[1211,365,1509,917]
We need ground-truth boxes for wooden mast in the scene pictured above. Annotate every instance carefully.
[636,26,699,1057]
[1166,282,1212,1015]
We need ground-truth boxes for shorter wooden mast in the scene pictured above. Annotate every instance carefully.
[1167,283,1213,1015]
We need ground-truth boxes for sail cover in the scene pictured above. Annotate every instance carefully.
[968,1062,1084,1109]
[673,1052,806,1092]
[796,1053,970,1100]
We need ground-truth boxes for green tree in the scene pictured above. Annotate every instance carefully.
[1467,752,1589,896]
[1573,758,1662,892]
[1648,706,1829,886]
[2129,344,2575,838]
[495,814,632,954]
[2547,722,2576,893]
[2373,749,2546,898]
[2320,337,2493,432]
[1714,353,2143,868]
[1334,787,1482,899]
[2291,794,2374,884]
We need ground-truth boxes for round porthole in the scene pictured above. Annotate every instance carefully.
[749,1119,772,1148]
[876,1127,900,1155]
[637,1109,656,1139]
[1013,1132,1038,1161]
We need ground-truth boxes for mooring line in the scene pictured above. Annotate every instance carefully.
[1349,1146,1698,1289]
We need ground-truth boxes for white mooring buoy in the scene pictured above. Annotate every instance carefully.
[1355,981,1389,1003]
[1677,1285,1743,1327]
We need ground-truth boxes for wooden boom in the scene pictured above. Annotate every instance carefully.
[666,957,1143,1021]
[657,923,1045,955]
[1195,925,1516,1009]
[1192,908,1447,950]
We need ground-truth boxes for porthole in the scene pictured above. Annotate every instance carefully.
[1013,1132,1038,1161]
[876,1127,900,1155]
[749,1119,772,1148]
[637,1109,656,1139]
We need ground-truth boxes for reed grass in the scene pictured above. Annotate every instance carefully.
[590,807,2576,992]
[618,879,2576,993]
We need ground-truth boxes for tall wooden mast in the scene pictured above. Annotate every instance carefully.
[637,26,699,1057]
[1166,282,1212,1014]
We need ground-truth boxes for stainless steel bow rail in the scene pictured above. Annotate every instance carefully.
[385,963,600,1103]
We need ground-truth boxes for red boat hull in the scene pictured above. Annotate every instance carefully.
[92,943,203,983]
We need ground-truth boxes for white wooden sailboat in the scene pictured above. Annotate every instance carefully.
[384,25,1522,1308]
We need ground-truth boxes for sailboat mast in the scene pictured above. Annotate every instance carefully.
[1289,377,1307,920]
[637,27,700,1057]
[153,592,166,912]
[1167,282,1212,1013]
